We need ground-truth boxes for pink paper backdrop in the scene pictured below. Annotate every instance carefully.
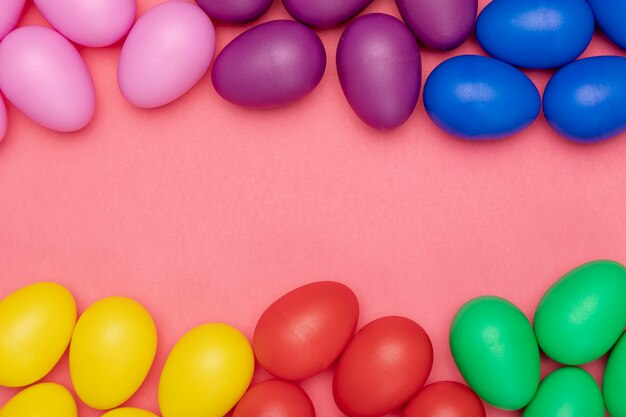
[1,0,625,416]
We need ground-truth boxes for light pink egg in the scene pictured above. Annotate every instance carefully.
[0,96,7,142]
[0,0,25,40]
[34,0,136,47]
[118,1,215,108]
[0,26,96,133]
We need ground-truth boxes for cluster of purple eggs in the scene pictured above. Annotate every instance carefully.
[1,0,626,144]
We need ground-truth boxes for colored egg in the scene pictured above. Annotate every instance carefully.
[159,323,254,417]
[195,0,271,23]
[0,26,95,132]
[233,379,316,417]
[69,296,157,410]
[337,13,421,130]
[604,332,626,417]
[522,367,604,417]
[0,0,25,40]
[395,0,476,50]
[476,0,594,69]
[543,56,626,142]
[0,96,6,143]
[102,408,159,417]
[253,281,358,381]
[212,20,326,108]
[534,260,626,365]
[333,316,433,417]
[1,383,77,417]
[423,55,540,140]
[33,0,136,47]
[282,0,373,28]
[118,1,215,108]
[403,381,486,417]
[588,0,626,50]
[449,296,540,410]
[0,282,76,387]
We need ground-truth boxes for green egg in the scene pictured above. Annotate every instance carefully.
[450,296,540,410]
[604,331,626,417]
[523,367,604,417]
[534,260,626,365]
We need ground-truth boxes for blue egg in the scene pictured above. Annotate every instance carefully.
[588,0,626,50]
[476,0,594,69]
[543,56,626,143]
[423,55,540,140]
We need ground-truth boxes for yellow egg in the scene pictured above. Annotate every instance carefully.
[69,296,157,410]
[101,408,159,417]
[1,382,77,417]
[0,282,76,387]
[158,323,254,417]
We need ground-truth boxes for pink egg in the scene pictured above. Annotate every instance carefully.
[0,96,7,142]
[118,1,215,108]
[33,0,136,47]
[0,26,96,133]
[0,0,25,40]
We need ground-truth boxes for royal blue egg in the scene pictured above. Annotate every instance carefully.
[588,0,626,50]
[423,55,540,140]
[476,0,594,69]
[543,56,626,143]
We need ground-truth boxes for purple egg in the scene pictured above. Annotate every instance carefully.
[212,20,326,108]
[337,13,421,129]
[195,0,271,23]
[282,0,373,28]
[396,0,477,50]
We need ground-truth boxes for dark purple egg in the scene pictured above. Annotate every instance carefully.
[195,0,272,23]
[282,0,374,28]
[337,13,421,129]
[212,20,326,108]
[396,0,477,50]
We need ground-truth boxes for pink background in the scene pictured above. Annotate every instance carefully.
[1,0,626,416]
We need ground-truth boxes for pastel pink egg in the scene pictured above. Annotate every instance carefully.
[33,0,136,47]
[0,26,96,133]
[118,1,215,108]
[0,96,7,142]
[0,0,25,40]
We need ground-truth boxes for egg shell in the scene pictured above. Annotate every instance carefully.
[423,55,540,140]
[212,20,326,108]
[118,1,215,108]
[604,331,626,417]
[0,96,6,142]
[0,282,76,387]
[253,281,359,381]
[0,26,95,132]
[333,316,433,417]
[33,0,136,47]
[395,0,476,50]
[282,0,373,28]
[102,408,159,417]
[69,296,157,410]
[158,323,254,417]
[403,381,486,417]
[233,379,316,417]
[522,367,604,417]
[534,260,626,365]
[449,296,540,410]
[0,0,25,40]
[195,0,271,23]
[337,13,421,130]
[0,383,77,417]
[543,56,626,142]
[588,0,626,50]
[476,0,594,69]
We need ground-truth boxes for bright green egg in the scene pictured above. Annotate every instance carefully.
[523,367,604,417]
[604,331,626,417]
[534,260,626,365]
[450,296,540,410]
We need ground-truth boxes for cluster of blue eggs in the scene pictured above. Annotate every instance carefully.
[425,0,626,143]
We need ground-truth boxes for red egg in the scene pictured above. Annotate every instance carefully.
[333,316,433,417]
[233,379,315,417]
[253,281,359,380]
[403,381,486,417]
